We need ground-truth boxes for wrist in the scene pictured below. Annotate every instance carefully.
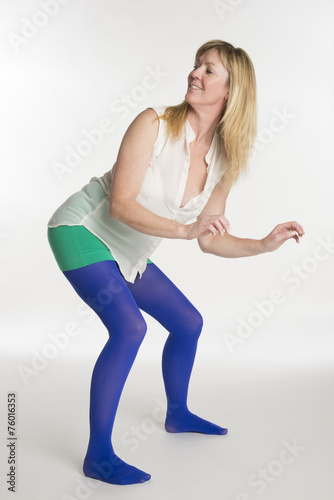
[176,223,188,240]
[257,237,268,254]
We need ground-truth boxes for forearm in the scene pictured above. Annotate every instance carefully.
[200,232,266,258]
[110,199,185,239]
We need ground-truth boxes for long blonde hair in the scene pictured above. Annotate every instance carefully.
[159,40,257,187]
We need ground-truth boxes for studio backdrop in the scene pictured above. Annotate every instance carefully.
[0,1,333,499]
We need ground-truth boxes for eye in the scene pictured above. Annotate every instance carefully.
[206,68,213,74]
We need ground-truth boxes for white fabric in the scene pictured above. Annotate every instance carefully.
[47,106,226,282]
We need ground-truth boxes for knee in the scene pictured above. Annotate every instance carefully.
[190,309,204,339]
[104,312,147,346]
[121,313,147,345]
[175,307,203,341]
[130,315,148,344]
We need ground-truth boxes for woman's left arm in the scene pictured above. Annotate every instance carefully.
[197,177,305,258]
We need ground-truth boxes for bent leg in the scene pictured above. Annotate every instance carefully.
[125,263,227,435]
[63,260,151,485]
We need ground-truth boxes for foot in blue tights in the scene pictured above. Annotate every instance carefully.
[165,407,228,435]
[83,448,150,485]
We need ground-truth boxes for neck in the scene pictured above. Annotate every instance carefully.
[187,105,223,146]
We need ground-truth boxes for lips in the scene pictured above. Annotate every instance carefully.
[190,84,203,90]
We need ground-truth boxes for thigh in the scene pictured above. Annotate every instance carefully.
[63,260,146,335]
[125,263,203,334]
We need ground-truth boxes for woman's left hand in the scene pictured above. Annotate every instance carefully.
[261,221,305,253]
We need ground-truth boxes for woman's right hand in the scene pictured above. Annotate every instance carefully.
[183,214,231,240]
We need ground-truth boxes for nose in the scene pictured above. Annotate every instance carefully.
[191,66,201,78]
[189,67,202,85]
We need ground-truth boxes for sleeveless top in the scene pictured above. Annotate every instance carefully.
[47,106,227,282]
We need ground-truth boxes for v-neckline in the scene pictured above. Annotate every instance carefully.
[177,120,216,210]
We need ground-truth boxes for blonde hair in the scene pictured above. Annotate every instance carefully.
[159,40,257,188]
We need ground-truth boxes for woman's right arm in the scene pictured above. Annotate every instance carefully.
[109,108,185,238]
[109,108,229,239]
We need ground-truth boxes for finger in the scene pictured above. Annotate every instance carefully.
[295,222,304,235]
[208,224,218,236]
[284,221,305,236]
[286,231,300,244]
[217,215,231,232]
[212,219,226,236]
[209,215,230,234]
[203,217,224,236]
[289,223,304,237]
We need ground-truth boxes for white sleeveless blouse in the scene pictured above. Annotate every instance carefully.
[47,106,226,282]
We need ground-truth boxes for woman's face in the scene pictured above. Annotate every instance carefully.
[185,49,229,112]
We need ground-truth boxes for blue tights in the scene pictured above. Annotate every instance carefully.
[63,260,227,485]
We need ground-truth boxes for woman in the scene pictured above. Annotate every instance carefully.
[47,39,304,486]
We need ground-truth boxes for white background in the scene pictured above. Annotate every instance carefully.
[1,0,333,499]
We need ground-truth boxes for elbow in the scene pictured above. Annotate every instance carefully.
[109,198,137,223]
[109,199,123,221]
[109,205,117,220]
[198,237,211,254]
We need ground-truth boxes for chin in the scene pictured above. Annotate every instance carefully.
[185,92,197,105]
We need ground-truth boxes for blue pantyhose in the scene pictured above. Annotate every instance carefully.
[63,260,227,486]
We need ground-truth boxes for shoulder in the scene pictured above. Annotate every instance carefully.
[131,107,160,128]
[122,108,160,147]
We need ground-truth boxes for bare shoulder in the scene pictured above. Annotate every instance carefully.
[123,108,159,142]
[133,107,160,124]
